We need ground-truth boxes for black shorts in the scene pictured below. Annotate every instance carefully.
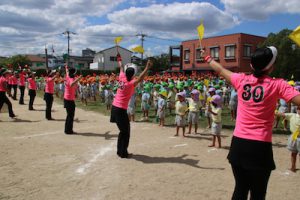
[227,136,276,170]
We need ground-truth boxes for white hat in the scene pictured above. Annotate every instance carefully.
[124,63,137,76]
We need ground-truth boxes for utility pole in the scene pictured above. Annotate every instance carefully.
[62,29,76,67]
[136,33,147,64]
[45,44,48,70]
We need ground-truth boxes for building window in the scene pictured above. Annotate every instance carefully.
[195,48,204,61]
[210,47,219,59]
[110,56,117,61]
[243,45,252,57]
[183,49,190,61]
[225,45,236,59]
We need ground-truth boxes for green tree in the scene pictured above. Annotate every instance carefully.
[151,53,170,73]
[260,29,300,80]
[0,55,31,70]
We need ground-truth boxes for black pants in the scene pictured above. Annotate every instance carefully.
[110,105,130,158]
[19,86,25,104]
[44,93,53,119]
[0,91,15,117]
[7,84,12,97]
[64,99,75,134]
[231,164,271,200]
[28,89,36,110]
[12,85,17,100]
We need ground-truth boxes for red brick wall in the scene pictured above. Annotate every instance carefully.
[180,33,265,73]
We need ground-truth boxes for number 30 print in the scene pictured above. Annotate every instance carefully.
[242,84,264,103]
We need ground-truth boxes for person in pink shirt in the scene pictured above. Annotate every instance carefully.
[44,70,59,120]
[203,47,300,200]
[64,67,82,134]
[27,72,37,110]
[110,53,153,158]
[6,73,12,97]
[18,70,27,105]
[11,72,18,100]
[0,69,16,118]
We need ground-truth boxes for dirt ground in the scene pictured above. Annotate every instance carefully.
[0,95,299,200]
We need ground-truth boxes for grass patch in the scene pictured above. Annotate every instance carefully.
[37,91,290,134]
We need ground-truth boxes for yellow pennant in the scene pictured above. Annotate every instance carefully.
[114,37,123,45]
[132,45,144,53]
[289,26,300,47]
[197,20,205,41]
[291,128,300,141]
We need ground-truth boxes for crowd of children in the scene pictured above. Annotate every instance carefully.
[1,65,300,165]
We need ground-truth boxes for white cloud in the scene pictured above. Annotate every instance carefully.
[108,2,239,39]
[221,0,300,20]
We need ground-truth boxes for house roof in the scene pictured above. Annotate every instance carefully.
[182,33,266,43]
[96,46,132,54]
[26,55,45,63]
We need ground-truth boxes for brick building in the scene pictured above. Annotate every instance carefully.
[169,33,266,73]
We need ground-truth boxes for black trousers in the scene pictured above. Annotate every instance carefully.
[64,99,75,134]
[19,86,25,104]
[0,91,15,117]
[28,89,36,110]
[12,85,17,100]
[44,93,53,119]
[7,84,12,97]
[231,164,271,200]
[110,105,130,158]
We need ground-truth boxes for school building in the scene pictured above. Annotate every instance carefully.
[169,33,266,73]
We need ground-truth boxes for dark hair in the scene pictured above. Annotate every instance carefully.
[251,48,273,78]
[68,68,76,78]
[125,68,134,81]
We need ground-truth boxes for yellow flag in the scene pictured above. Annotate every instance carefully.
[197,20,205,40]
[289,26,300,47]
[114,37,123,45]
[132,45,144,53]
[291,128,300,141]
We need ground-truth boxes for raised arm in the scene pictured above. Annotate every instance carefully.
[116,53,124,73]
[201,50,233,83]
[71,75,82,87]
[134,60,153,87]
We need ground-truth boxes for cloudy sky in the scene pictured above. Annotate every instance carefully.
[0,0,299,57]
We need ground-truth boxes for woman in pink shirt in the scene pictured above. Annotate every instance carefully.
[110,54,152,158]
[27,72,37,110]
[18,70,26,105]
[0,69,16,118]
[63,67,82,134]
[11,72,18,100]
[44,70,59,120]
[203,47,300,199]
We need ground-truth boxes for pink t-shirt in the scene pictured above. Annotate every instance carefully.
[18,72,26,86]
[112,71,135,109]
[64,77,77,101]
[231,73,300,142]
[45,77,54,94]
[0,76,7,92]
[27,78,36,90]
[11,76,18,85]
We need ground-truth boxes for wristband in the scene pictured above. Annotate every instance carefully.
[117,54,122,62]
[204,55,212,63]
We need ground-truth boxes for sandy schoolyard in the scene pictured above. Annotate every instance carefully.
[0,96,299,200]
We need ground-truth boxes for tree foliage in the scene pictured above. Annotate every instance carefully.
[0,55,31,70]
[260,29,300,80]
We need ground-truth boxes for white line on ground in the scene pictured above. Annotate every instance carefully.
[174,143,188,147]
[76,142,115,175]
[13,127,87,139]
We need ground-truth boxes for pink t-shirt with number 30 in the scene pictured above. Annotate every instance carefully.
[231,73,299,142]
